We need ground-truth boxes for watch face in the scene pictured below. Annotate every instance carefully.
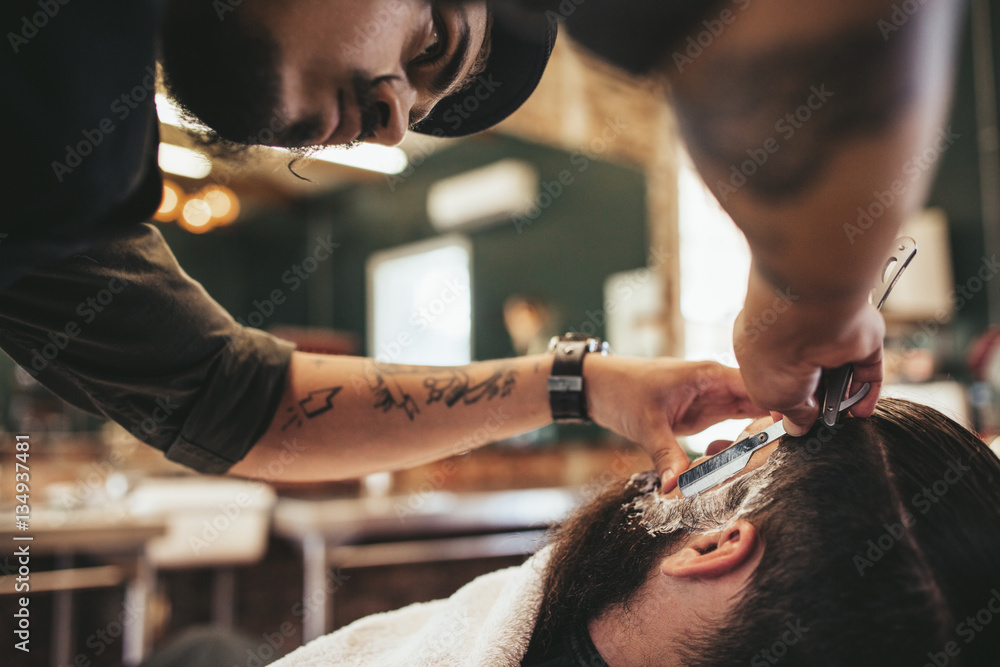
[549,333,608,354]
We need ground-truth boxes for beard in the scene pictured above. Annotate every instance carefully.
[531,466,778,654]
[159,0,287,154]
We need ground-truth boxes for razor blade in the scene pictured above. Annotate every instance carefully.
[678,420,788,497]
[678,382,870,497]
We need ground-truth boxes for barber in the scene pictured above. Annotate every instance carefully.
[0,0,962,484]
[0,0,763,490]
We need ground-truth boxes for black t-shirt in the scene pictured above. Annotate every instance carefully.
[1,0,164,289]
[0,0,294,472]
[0,223,294,472]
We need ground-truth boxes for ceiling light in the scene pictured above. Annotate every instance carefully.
[309,144,408,175]
[159,143,212,179]
[427,159,539,231]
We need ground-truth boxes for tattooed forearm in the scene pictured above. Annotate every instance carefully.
[280,386,342,431]
[424,366,518,408]
[360,361,519,417]
[364,364,421,420]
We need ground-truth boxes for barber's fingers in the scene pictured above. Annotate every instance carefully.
[644,428,691,494]
[781,339,884,432]
[845,345,884,418]
[780,395,820,437]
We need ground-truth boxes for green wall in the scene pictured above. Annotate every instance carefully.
[165,134,649,363]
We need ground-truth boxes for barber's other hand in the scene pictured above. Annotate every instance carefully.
[733,274,885,437]
[585,356,766,492]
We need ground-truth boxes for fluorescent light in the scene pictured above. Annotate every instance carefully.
[158,143,212,179]
[155,94,206,131]
[156,94,407,176]
[427,159,538,231]
[310,144,408,175]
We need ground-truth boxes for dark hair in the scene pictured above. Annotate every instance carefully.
[533,398,1000,666]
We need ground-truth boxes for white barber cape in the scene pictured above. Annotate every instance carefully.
[270,547,552,667]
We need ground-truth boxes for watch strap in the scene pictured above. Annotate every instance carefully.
[548,340,590,423]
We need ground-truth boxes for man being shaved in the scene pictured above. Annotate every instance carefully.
[271,398,1000,666]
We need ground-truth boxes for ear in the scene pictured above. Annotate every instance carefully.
[660,520,760,579]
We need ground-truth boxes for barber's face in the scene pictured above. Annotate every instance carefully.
[662,417,781,500]
[167,0,488,147]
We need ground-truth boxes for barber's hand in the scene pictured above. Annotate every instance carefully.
[733,273,885,436]
[585,356,766,492]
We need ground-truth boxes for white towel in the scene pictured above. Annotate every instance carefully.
[271,546,552,667]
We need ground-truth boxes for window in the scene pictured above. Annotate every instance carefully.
[678,149,753,451]
[367,236,473,366]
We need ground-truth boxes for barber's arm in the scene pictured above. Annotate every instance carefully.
[663,0,965,432]
[0,223,759,488]
[233,352,762,487]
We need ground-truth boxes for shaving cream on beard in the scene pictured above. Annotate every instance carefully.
[623,446,791,537]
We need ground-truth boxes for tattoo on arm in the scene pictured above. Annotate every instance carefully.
[424,366,518,407]
[361,362,519,419]
[280,386,342,431]
[364,364,421,420]
[670,23,918,201]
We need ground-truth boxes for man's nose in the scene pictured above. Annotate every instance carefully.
[366,79,418,146]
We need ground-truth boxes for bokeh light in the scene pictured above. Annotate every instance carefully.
[179,197,214,233]
[154,180,185,222]
[200,185,240,225]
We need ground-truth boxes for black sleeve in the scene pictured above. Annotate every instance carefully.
[0,0,165,290]
[0,223,295,474]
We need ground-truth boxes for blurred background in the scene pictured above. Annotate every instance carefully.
[1,7,999,665]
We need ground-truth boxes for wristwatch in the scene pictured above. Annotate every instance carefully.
[547,333,610,424]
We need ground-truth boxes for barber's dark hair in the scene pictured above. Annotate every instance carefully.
[532,398,1000,666]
